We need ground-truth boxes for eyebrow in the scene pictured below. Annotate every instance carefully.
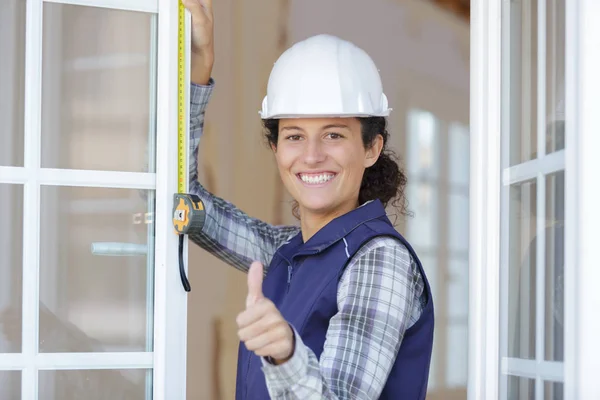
[280,124,350,132]
[281,126,304,132]
[322,124,350,130]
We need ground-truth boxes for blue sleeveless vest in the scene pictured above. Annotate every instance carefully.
[236,200,434,399]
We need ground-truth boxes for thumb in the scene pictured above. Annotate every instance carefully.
[246,261,264,308]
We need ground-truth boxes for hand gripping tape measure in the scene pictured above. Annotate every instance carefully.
[172,1,206,292]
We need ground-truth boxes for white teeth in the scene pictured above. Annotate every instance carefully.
[300,173,334,184]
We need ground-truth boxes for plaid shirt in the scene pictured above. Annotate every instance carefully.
[188,80,426,399]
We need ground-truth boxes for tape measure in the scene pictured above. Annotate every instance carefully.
[172,2,206,292]
[177,0,186,194]
[173,193,205,235]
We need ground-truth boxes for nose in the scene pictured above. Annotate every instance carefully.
[302,138,326,165]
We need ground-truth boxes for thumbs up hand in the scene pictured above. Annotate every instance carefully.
[236,261,295,364]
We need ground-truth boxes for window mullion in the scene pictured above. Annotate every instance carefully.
[22,1,43,399]
[535,172,546,396]
[144,13,159,400]
[535,0,547,398]
[42,0,157,13]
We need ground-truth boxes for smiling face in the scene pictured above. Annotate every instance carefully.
[272,118,383,221]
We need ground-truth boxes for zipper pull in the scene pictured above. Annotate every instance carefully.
[287,264,292,284]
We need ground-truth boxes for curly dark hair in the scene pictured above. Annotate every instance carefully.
[263,117,410,220]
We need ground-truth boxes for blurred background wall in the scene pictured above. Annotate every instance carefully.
[187,0,470,399]
[0,0,468,397]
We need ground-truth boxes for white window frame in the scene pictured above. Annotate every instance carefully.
[468,0,502,398]
[469,0,600,399]
[0,0,190,398]
[564,0,600,398]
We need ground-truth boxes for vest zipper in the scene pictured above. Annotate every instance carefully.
[287,264,293,293]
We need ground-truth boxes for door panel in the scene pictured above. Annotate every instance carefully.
[543,171,564,363]
[0,184,24,354]
[0,0,26,167]
[38,369,149,399]
[40,3,155,173]
[38,186,154,353]
[0,371,21,400]
[507,179,537,361]
[500,0,566,398]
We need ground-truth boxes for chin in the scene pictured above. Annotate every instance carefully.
[297,197,339,216]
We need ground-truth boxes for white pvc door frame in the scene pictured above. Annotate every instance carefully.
[468,0,600,399]
[468,0,501,398]
[563,0,600,397]
[0,0,190,398]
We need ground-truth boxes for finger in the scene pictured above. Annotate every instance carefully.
[181,0,202,15]
[246,261,264,308]
[243,323,290,352]
[237,312,280,342]
[254,342,292,359]
[236,299,273,329]
[200,0,212,12]
[181,0,212,21]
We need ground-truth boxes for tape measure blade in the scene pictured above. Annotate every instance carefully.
[184,8,192,193]
[177,2,190,195]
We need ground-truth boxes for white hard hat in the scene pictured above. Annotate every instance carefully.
[259,34,391,119]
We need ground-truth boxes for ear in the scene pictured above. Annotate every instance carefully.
[364,134,384,168]
[270,142,277,153]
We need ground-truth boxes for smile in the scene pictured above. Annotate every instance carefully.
[297,172,336,185]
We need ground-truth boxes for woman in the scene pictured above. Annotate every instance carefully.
[182,0,434,399]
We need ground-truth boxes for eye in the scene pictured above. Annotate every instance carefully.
[285,134,303,141]
[326,132,344,140]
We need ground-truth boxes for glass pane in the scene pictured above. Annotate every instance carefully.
[445,323,468,387]
[41,3,156,172]
[0,0,26,166]
[448,122,469,187]
[407,109,440,179]
[406,183,439,249]
[545,171,564,361]
[545,0,566,154]
[39,369,150,400]
[418,254,438,306]
[507,0,538,165]
[448,193,469,252]
[0,184,24,353]
[508,376,536,400]
[428,338,439,390]
[544,381,563,400]
[39,186,154,353]
[0,371,21,399]
[448,258,468,320]
[508,180,537,359]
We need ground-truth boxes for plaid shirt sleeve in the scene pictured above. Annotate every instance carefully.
[261,237,425,399]
[186,81,300,273]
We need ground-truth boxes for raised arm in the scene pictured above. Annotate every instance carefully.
[186,81,299,273]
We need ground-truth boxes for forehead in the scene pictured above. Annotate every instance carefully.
[278,117,360,131]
